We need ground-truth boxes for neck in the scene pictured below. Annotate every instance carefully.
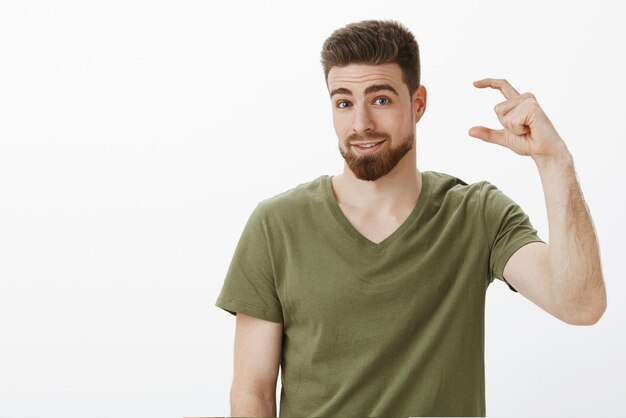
[331,149,422,215]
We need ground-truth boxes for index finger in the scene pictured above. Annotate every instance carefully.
[473,78,521,100]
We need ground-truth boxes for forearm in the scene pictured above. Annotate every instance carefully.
[534,143,606,324]
[230,389,276,417]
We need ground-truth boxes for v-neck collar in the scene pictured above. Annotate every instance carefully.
[323,171,431,254]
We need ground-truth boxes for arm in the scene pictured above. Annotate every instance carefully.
[534,144,606,324]
[230,312,283,417]
[470,78,607,325]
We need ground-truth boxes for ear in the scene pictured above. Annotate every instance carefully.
[412,85,427,123]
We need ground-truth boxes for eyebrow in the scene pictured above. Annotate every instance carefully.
[329,83,400,99]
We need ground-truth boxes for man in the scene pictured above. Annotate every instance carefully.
[215,19,606,417]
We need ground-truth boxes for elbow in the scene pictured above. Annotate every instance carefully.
[564,284,607,326]
[581,298,607,326]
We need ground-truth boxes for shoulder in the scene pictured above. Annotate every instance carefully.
[254,175,327,222]
[427,172,524,226]
[426,170,490,206]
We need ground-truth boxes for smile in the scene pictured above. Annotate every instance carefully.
[352,140,385,154]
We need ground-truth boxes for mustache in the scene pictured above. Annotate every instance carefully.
[347,132,390,143]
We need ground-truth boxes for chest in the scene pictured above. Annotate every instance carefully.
[339,205,411,244]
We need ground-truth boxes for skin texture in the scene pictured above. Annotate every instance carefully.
[327,62,427,244]
[230,313,282,416]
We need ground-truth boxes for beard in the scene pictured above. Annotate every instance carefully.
[338,130,414,181]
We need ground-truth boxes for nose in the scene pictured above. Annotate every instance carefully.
[351,102,375,134]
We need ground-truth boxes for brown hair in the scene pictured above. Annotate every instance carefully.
[320,19,421,97]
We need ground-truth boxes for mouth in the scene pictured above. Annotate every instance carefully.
[352,140,386,154]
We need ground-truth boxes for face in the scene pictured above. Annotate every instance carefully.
[327,62,426,181]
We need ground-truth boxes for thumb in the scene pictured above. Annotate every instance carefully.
[468,126,506,147]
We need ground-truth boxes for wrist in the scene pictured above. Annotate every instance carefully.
[533,141,574,171]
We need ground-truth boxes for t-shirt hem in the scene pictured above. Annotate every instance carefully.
[215,295,284,323]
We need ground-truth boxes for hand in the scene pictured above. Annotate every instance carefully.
[469,78,568,163]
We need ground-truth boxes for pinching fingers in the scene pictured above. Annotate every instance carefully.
[493,92,537,135]
[494,92,536,116]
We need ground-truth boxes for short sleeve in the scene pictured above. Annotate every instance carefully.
[215,203,284,323]
[480,181,546,293]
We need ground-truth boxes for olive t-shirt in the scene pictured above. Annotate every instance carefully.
[215,170,545,417]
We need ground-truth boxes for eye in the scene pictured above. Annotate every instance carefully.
[336,100,351,109]
[374,97,390,105]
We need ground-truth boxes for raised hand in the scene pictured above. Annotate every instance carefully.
[469,78,568,163]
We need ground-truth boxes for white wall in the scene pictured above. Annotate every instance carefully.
[0,1,624,417]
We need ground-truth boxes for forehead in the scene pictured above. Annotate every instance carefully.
[327,62,404,92]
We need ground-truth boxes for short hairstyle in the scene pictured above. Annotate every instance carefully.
[320,19,421,97]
